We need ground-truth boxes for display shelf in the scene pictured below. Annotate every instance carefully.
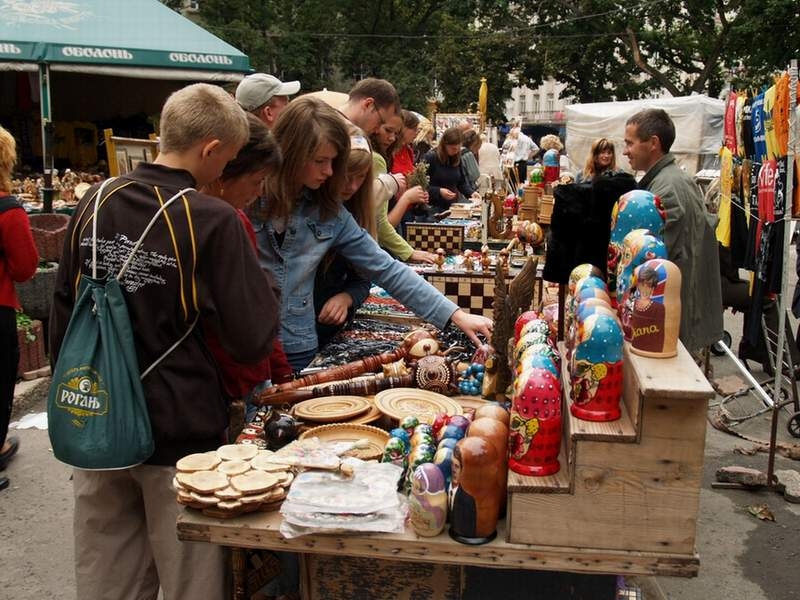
[176,510,699,578]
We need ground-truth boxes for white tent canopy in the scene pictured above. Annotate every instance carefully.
[565,95,725,176]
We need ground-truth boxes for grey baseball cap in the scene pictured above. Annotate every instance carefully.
[235,73,301,111]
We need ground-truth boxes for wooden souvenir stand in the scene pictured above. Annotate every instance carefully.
[177,338,713,599]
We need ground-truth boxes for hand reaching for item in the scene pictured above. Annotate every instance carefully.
[409,250,438,265]
[317,292,353,325]
[440,188,457,201]
[450,309,493,348]
[400,185,429,206]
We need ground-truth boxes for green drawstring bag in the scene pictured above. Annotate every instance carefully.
[48,180,195,470]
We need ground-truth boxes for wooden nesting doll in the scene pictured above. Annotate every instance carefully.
[409,463,448,537]
[509,367,562,477]
[616,229,667,340]
[630,259,682,358]
[569,275,609,335]
[568,297,615,357]
[449,437,501,544]
[568,263,605,298]
[608,190,666,305]
[570,312,624,422]
[514,310,541,344]
[467,416,510,513]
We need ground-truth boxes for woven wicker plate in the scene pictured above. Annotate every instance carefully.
[347,400,383,425]
[293,396,371,423]
[374,388,463,424]
[298,423,390,461]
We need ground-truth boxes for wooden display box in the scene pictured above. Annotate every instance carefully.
[405,223,464,255]
[17,320,47,377]
[507,343,713,567]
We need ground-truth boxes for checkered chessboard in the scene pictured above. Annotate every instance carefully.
[405,223,464,255]
[425,274,506,317]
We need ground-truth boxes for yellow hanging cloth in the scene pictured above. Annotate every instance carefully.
[716,146,733,246]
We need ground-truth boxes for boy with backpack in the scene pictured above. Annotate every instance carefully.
[49,83,281,600]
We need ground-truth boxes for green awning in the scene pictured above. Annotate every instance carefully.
[0,0,250,74]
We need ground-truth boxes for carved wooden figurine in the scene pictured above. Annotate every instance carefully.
[630,259,681,358]
[435,247,446,271]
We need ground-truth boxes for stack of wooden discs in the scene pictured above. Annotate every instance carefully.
[173,444,295,518]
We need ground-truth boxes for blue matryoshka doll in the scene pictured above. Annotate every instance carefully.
[616,229,667,339]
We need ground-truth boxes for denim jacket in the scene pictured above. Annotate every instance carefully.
[253,190,458,356]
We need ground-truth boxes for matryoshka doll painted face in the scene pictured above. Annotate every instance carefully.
[630,258,681,358]
[509,367,562,477]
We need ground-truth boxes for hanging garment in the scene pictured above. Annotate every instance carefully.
[716,147,733,246]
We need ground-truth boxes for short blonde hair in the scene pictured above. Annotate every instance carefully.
[159,83,249,154]
[539,134,563,152]
[0,125,17,193]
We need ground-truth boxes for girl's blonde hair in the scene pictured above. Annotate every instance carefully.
[414,118,434,145]
[0,125,16,193]
[267,96,350,221]
[344,145,377,239]
[583,137,616,180]
[159,83,249,154]
[539,134,563,152]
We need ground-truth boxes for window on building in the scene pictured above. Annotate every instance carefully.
[533,94,540,113]
[520,95,527,114]
[546,93,554,112]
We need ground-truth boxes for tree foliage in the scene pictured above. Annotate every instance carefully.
[195,0,799,120]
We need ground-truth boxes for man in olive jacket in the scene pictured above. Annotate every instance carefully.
[624,108,723,354]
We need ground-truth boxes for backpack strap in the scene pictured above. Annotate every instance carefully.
[91,180,198,379]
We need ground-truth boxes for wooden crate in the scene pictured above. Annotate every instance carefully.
[507,344,713,557]
[405,223,464,255]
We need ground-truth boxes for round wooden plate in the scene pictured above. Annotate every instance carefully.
[298,423,390,461]
[347,400,383,425]
[293,395,371,423]
[374,388,463,424]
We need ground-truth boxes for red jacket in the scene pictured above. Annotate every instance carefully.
[391,145,415,176]
[0,195,38,310]
[204,209,293,398]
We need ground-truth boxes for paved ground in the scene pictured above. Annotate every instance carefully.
[2,310,800,599]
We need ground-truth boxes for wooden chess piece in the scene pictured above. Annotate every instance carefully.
[435,247,446,271]
[480,244,491,271]
[463,249,474,272]
[630,258,681,358]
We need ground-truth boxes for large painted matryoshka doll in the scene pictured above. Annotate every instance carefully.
[509,367,562,477]
[570,312,624,422]
[629,259,682,358]
[616,229,667,340]
[608,190,666,305]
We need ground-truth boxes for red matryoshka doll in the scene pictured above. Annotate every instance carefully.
[616,229,667,340]
[608,190,666,305]
[543,149,561,185]
[509,367,562,477]
[570,312,624,422]
[449,437,502,544]
[514,310,541,344]
[630,259,681,358]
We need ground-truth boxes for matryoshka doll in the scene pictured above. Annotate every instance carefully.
[543,149,561,186]
[449,437,501,544]
[509,367,562,476]
[616,229,667,340]
[630,259,681,358]
[608,190,666,305]
[570,312,624,422]
[409,463,448,537]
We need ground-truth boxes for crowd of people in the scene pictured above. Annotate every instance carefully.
[0,71,725,600]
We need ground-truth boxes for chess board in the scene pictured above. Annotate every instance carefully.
[424,272,513,317]
[404,223,464,255]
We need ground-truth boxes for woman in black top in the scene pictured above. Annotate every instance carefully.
[422,127,477,217]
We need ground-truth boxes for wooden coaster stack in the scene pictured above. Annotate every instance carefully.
[173,444,295,518]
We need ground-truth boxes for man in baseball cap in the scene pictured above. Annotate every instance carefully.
[235,73,301,129]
